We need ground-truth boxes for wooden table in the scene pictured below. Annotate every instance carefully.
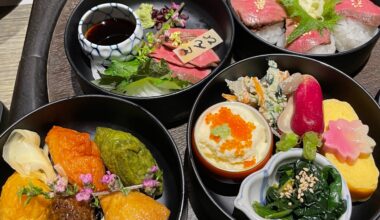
[0,4,31,108]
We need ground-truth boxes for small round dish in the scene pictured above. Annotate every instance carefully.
[192,101,273,180]
[234,148,352,220]
[78,3,144,66]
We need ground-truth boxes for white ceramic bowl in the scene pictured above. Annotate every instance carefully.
[78,3,144,66]
[234,148,352,220]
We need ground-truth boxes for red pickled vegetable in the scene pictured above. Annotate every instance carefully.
[291,75,324,135]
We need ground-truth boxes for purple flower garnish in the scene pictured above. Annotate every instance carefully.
[53,176,68,193]
[79,173,93,185]
[143,179,159,188]
[75,188,93,201]
[171,2,181,10]
[101,171,116,185]
[150,165,159,173]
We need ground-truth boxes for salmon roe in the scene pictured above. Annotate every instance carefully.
[205,107,256,160]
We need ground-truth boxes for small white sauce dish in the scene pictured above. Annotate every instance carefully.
[234,148,352,220]
[78,2,144,66]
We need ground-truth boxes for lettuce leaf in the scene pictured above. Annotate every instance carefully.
[280,0,341,44]
[116,77,189,97]
[104,59,140,78]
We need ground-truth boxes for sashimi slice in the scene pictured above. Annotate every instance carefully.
[149,46,195,68]
[335,0,380,27]
[322,119,376,163]
[285,19,331,53]
[152,58,210,83]
[169,63,211,84]
[189,50,220,68]
[231,0,287,28]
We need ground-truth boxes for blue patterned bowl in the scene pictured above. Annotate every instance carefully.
[78,2,143,66]
[234,148,352,220]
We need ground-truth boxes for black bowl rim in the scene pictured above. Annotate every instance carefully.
[226,0,380,57]
[0,94,186,220]
[64,0,235,100]
[186,53,380,219]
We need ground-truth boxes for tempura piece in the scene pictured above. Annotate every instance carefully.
[0,173,51,220]
[45,126,106,191]
[100,192,170,220]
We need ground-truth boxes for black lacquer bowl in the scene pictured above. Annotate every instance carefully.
[65,0,234,128]
[187,54,380,219]
[227,0,380,77]
[0,95,186,220]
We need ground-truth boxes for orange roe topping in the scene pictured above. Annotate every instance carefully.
[205,107,256,157]
[244,158,257,168]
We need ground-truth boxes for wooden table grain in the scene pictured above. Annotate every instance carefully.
[0,4,32,108]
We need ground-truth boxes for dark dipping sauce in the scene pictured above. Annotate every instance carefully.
[85,18,135,45]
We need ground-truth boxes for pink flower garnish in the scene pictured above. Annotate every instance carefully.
[79,173,93,185]
[150,165,159,173]
[323,119,376,163]
[75,188,93,201]
[143,179,159,188]
[171,2,180,10]
[53,176,68,193]
[101,171,116,185]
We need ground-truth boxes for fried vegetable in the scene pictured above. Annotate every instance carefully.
[45,126,106,191]
[100,192,170,220]
[94,127,160,189]
[2,129,56,183]
[0,173,51,220]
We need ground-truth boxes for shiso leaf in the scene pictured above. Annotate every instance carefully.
[302,131,322,160]
[276,132,300,152]
[280,0,341,44]
[211,124,231,139]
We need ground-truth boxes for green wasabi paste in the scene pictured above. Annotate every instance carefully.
[135,3,155,29]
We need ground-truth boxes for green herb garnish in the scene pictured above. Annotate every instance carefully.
[280,0,341,44]
[17,183,52,205]
[276,132,300,152]
[211,124,231,139]
[302,131,322,161]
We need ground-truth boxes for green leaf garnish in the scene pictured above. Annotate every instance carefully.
[280,0,341,44]
[276,132,300,152]
[104,59,140,78]
[302,131,322,161]
[211,124,231,139]
[17,183,52,206]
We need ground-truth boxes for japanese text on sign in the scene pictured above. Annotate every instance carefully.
[173,29,223,64]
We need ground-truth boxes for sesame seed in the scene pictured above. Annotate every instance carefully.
[288,202,292,206]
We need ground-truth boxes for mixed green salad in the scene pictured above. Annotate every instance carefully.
[253,159,347,219]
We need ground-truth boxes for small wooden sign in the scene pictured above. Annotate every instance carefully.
[173,29,223,64]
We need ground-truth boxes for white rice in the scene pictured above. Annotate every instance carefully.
[333,17,379,52]
[308,34,337,54]
[254,22,285,46]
